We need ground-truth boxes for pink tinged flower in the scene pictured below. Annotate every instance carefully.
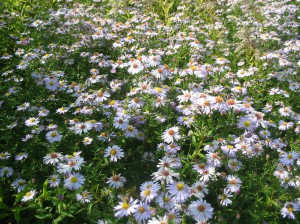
[273,167,289,180]
[162,126,181,143]
[106,174,126,189]
[191,181,208,198]
[152,167,179,184]
[64,173,85,190]
[166,181,190,203]
[114,197,138,218]
[187,199,214,222]
[226,175,242,193]
[128,60,144,74]
[43,152,63,165]
[104,145,124,162]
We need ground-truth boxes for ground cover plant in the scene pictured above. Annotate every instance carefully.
[0,0,300,223]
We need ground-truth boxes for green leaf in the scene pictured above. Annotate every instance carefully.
[0,201,10,210]
[13,207,20,224]
[42,179,48,197]
[53,214,67,224]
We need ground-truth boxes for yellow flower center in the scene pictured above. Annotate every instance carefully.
[144,189,151,196]
[70,176,78,183]
[244,121,251,127]
[110,149,116,155]
[121,202,130,209]
[177,183,184,191]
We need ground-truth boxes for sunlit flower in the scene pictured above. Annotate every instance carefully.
[162,126,181,143]
[166,181,190,203]
[104,145,124,162]
[25,117,39,126]
[133,203,152,223]
[64,173,85,190]
[226,175,242,193]
[46,131,63,142]
[106,174,126,189]
[21,190,37,202]
[187,199,214,222]
[114,197,138,218]
[43,152,63,165]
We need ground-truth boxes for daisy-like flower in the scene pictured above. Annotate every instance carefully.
[15,152,28,161]
[187,199,214,222]
[76,190,92,203]
[82,137,93,145]
[38,108,49,117]
[21,190,37,202]
[226,175,242,193]
[273,166,289,180]
[237,115,258,131]
[218,189,233,206]
[43,152,63,165]
[73,122,93,135]
[156,192,174,210]
[128,60,144,74]
[25,117,39,126]
[166,181,190,203]
[279,151,299,166]
[64,173,85,190]
[104,145,124,162]
[113,116,129,130]
[106,174,127,189]
[162,126,181,143]
[133,203,152,223]
[191,181,208,198]
[228,158,242,171]
[46,131,63,143]
[281,202,300,220]
[48,174,61,187]
[0,167,13,177]
[140,181,160,203]
[56,106,69,114]
[148,215,169,224]
[12,178,26,192]
[114,197,139,218]
[152,167,180,184]
[278,120,293,130]
[58,158,84,174]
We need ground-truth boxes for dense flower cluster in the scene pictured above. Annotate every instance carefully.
[0,0,299,223]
